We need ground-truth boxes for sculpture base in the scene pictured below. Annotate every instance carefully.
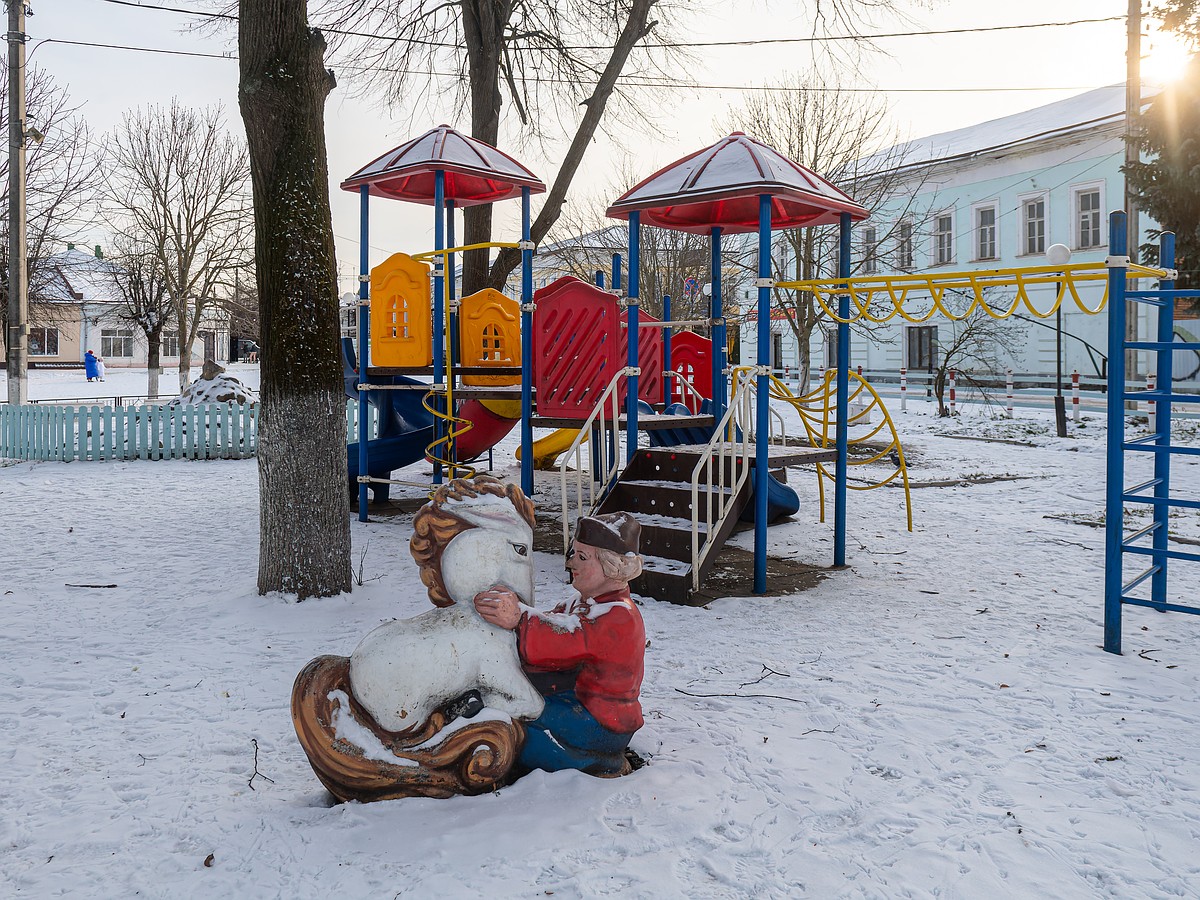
[291,655,526,802]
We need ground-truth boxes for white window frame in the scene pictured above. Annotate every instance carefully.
[932,210,955,266]
[29,326,59,356]
[972,201,999,261]
[1071,181,1105,251]
[897,220,914,270]
[101,328,135,359]
[162,331,180,358]
[1018,191,1049,257]
[860,226,878,275]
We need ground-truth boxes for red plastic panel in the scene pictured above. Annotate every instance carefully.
[669,330,713,412]
[533,277,620,419]
[619,311,664,406]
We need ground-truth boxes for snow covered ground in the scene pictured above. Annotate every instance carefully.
[2,366,1199,898]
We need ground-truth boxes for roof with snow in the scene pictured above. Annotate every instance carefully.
[38,249,119,304]
[863,84,1138,174]
[340,125,546,207]
[606,132,870,234]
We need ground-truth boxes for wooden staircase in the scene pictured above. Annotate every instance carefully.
[595,448,752,605]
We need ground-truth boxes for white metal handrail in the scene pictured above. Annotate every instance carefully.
[743,382,789,446]
[558,367,635,553]
[689,367,758,591]
[662,369,706,409]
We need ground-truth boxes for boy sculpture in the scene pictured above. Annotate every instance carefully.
[475,511,646,777]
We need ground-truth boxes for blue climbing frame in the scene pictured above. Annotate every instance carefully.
[1104,210,1200,653]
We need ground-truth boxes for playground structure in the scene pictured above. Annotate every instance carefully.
[342,127,1197,635]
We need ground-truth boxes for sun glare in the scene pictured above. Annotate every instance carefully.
[1143,30,1195,86]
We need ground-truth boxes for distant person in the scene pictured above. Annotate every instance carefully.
[246,340,259,364]
[84,350,100,382]
[96,355,106,382]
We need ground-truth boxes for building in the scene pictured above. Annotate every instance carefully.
[8,246,236,369]
[740,85,1200,390]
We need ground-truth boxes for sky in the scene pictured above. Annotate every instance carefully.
[28,1,1193,293]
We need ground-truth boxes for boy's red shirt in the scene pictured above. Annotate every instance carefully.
[517,587,645,734]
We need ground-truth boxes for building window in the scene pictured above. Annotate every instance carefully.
[771,332,783,371]
[975,205,997,260]
[101,328,134,358]
[934,213,954,266]
[861,226,878,275]
[29,327,59,356]
[906,325,937,370]
[897,221,913,270]
[1022,195,1046,255]
[163,332,180,357]
[1075,187,1102,249]
[824,329,838,370]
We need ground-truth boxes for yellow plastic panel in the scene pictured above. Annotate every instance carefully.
[370,253,432,367]
[459,288,521,386]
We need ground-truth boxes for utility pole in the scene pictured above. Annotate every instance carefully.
[1124,0,1141,397]
[5,0,28,405]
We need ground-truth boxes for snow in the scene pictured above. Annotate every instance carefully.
[2,366,1200,897]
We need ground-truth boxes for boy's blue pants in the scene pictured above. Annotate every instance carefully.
[519,691,631,775]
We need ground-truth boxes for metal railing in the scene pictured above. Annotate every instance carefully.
[688,367,757,591]
[558,367,634,552]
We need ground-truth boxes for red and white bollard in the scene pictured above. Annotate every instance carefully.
[1071,370,1081,423]
[900,367,908,412]
[1006,368,1014,418]
[1148,373,1157,432]
[949,369,957,416]
[856,365,863,378]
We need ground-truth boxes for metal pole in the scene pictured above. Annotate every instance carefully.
[1151,231,1175,611]
[6,0,28,405]
[1125,0,1141,393]
[1104,210,1128,654]
[357,185,370,522]
[612,253,621,294]
[711,226,725,421]
[626,212,640,464]
[835,213,851,568]
[432,170,445,484]
[520,187,534,497]
[1054,301,1067,436]
[754,195,772,594]
[662,293,672,405]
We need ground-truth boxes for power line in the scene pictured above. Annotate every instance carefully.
[97,0,1126,52]
[36,37,1104,95]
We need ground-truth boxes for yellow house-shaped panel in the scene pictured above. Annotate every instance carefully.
[459,288,521,386]
[370,253,432,368]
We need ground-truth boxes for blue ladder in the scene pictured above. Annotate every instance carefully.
[1104,211,1200,654]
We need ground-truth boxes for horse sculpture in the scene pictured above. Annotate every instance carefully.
[291,476,545,801]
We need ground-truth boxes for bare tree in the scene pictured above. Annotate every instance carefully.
[239,0,352,599]
[721,70,933,389]
[103,101,251,391]
[104,236,173,398]
[0,63,99,340]
[929,299,1023,417]
[314,0,684,293]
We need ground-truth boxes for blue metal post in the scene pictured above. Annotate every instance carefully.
[595,271,605,289]
[1104,210,1129,654]
[754,195,772,594]
[711,226,726,421]
[447,200,458,375]
[520,187,534,497]
[835,213,852,567]
[357,186,371,522]
[432,170,445,484]
[1151,232,1175,610]
[663,293,672,405]
[612,254,622,293]
[626,212,640,464]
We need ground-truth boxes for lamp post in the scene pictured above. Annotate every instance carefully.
[1047,243,1072,437]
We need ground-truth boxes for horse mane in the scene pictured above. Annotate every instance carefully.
[410,476,535,608]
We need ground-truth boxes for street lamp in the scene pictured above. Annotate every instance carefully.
[1047,242,1072,436]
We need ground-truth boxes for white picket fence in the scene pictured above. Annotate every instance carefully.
[1,398,386,463]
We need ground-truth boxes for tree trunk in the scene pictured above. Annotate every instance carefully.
[146,333,161,399]
[239,0,351,600]
[461,0,506,295]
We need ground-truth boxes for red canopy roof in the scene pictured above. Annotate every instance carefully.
[606,132,869,233]
[340,125,546,207]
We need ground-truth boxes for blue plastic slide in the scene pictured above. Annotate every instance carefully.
[342,339,435,503]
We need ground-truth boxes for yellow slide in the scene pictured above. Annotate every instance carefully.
[516,427,585,470]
